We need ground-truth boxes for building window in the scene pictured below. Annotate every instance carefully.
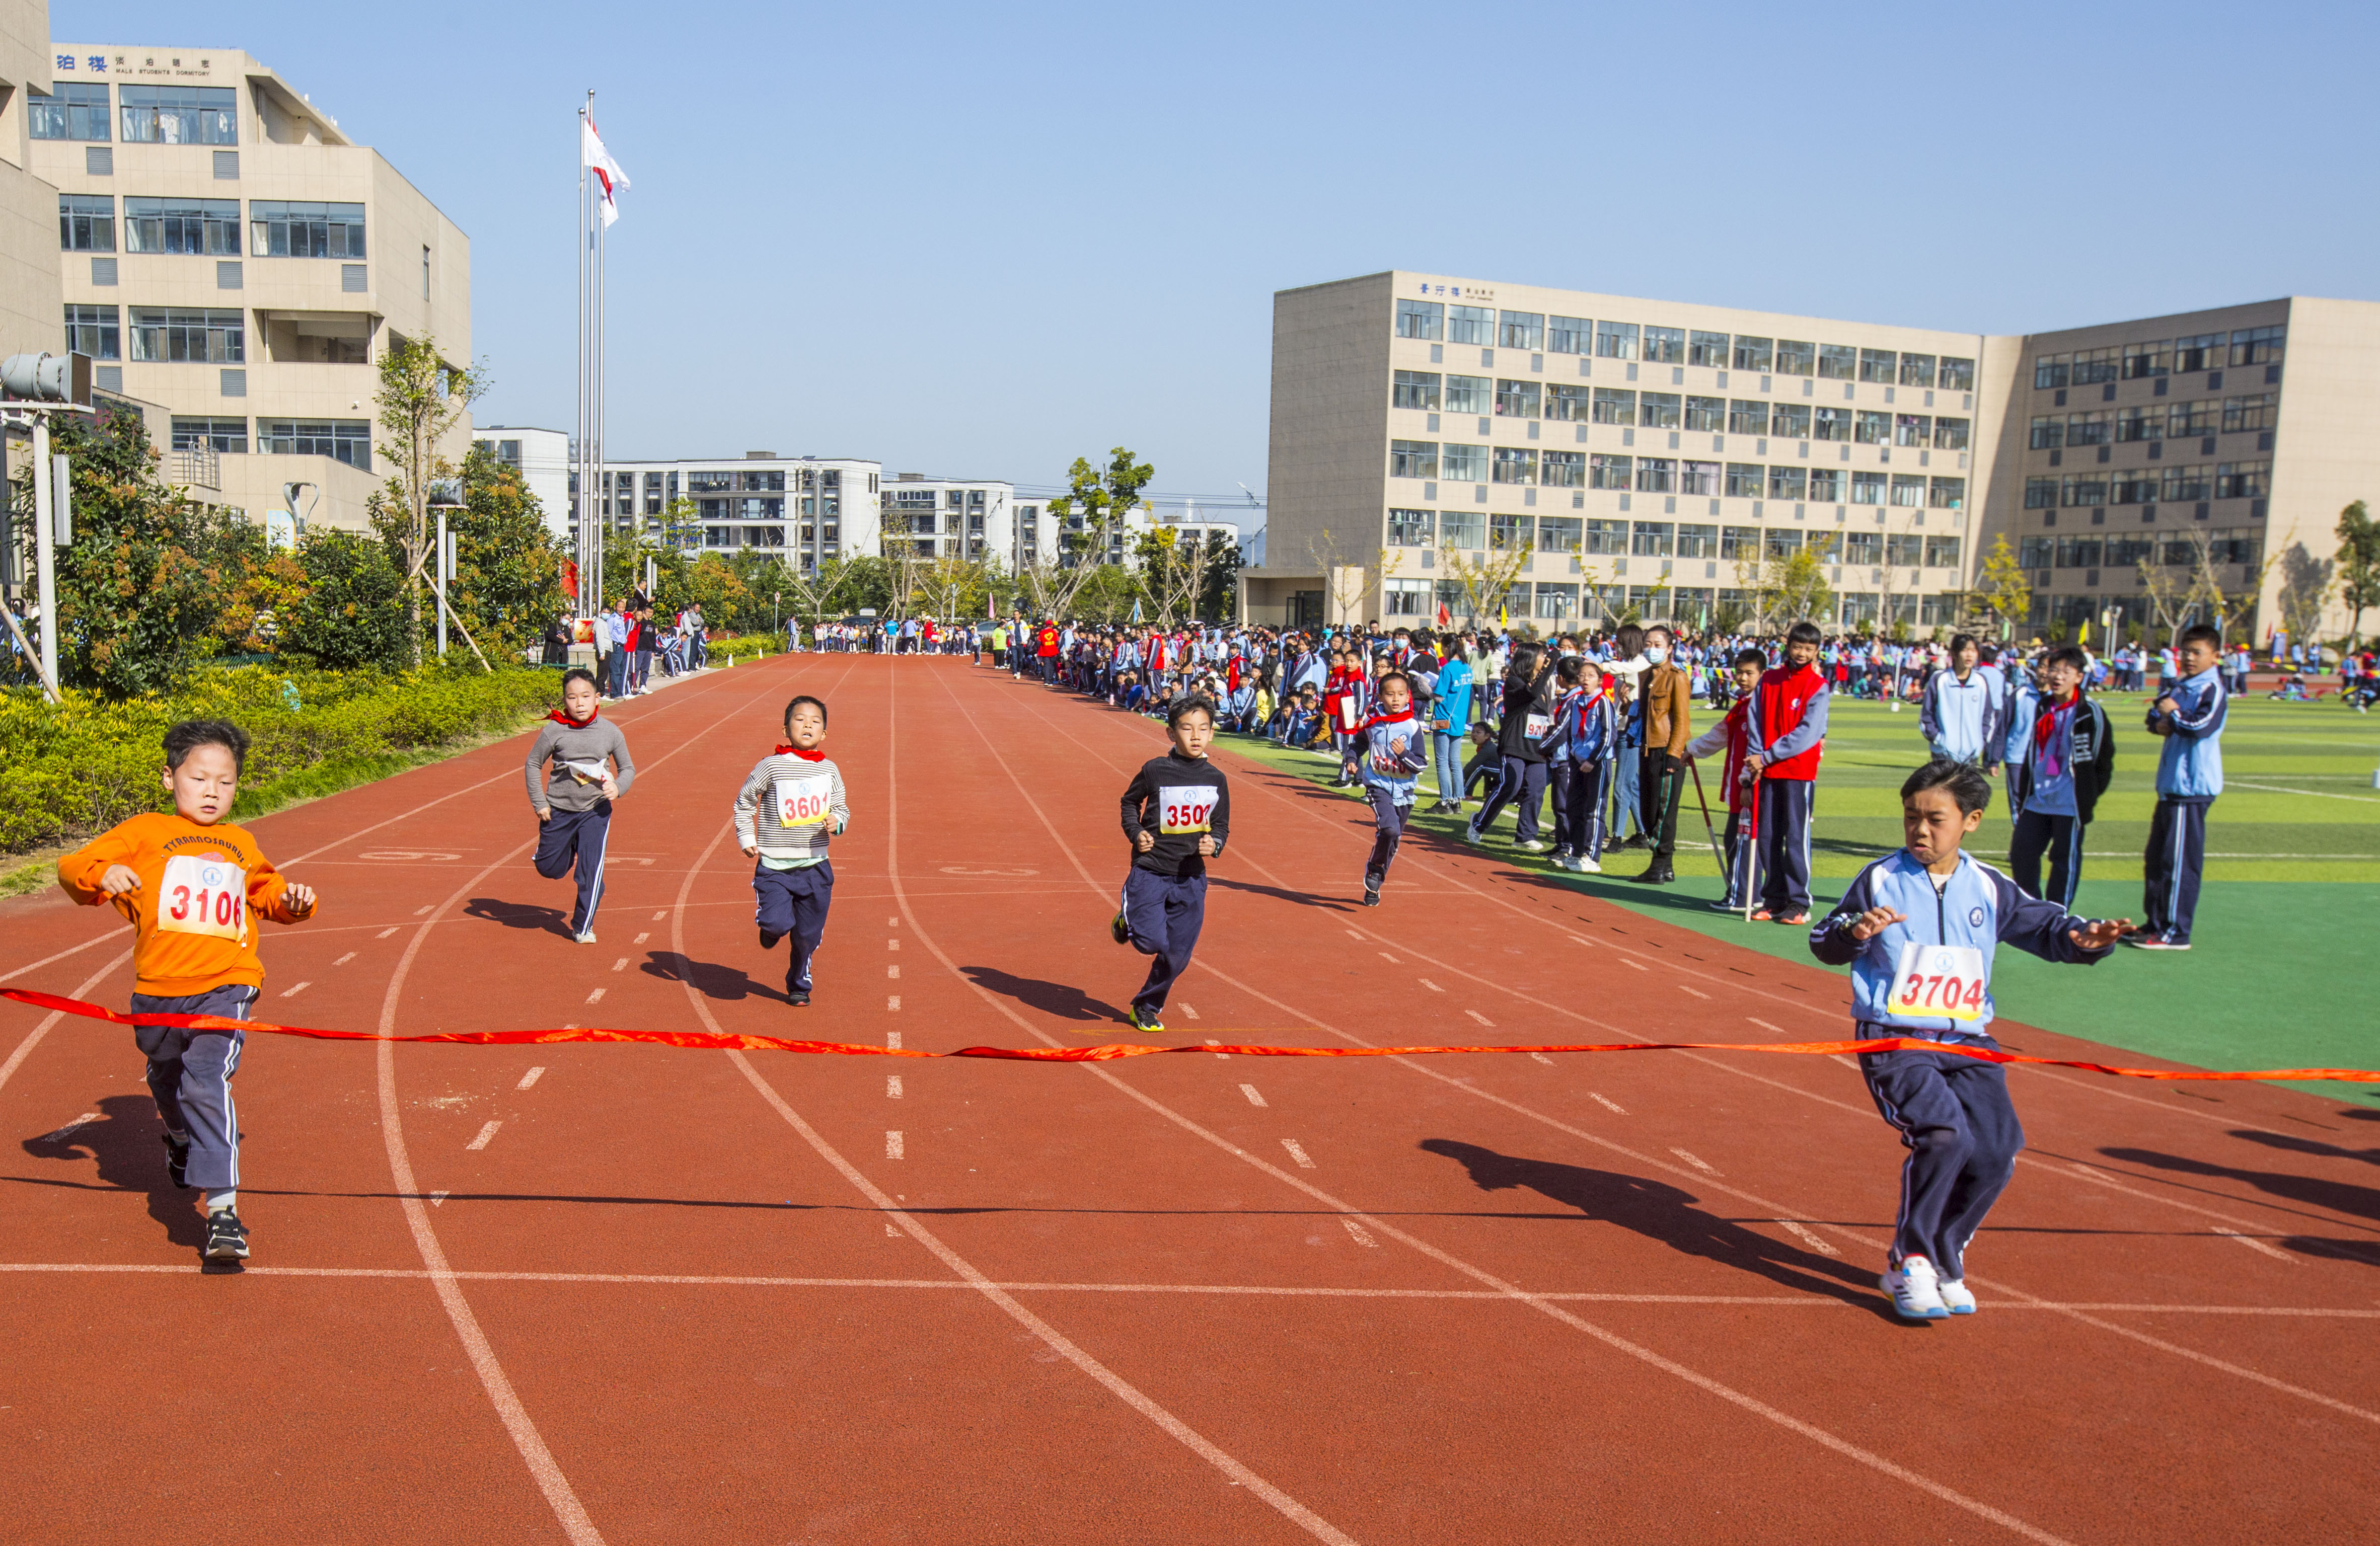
[1447,305,1493,345]
[2024,476,2058,509]
[422,245,431,299]
[1591,388,1636,425]
[1588,454,1631,491]
[1634,457,1676,494]
[124,197,240,255]
[1812,405,1851,442]
[249,200,366,258]
[2214,461,2270,500]
[1683,395,1723,432]
[1928,477,1966,511]
[2115,406,2163,443]
[2166,399,2218,438]
[1888,474,1925,508]
[1933,416,1970,450]
[1547,383,1588,422]
[1810,344,1850,381]
[2228,326,2284,366]
[1688,330,1728,368]
[1767,402,1810,439]
[2033,353,2070,391]
[1639,392,1681,430]
[2054,538,2103,569]
[1857,347,1896,383]
[2060,475,2108,507]
[1680,460,1721,497]
[1672,522,1715,559]
[1718,526,1760,560]
[1440,509,1485,549]
[2028,415,2064,450]
[2123,340,2171,379]
[1885,533,1923,566]
[1547,315,1590,354]
[129,307,244,362]
[1846,531,1882,565]
[59,194,114,251]
[1491,447,1538,485]
[2066,411,2112,447]
[1774,339,1815,376]
[259,419,369,470]
[1630,520,1674,557]
[1808,468,1843,502]
[1765,528,1803,561]
[32,82,111,140]
[171,416,248,453]
[1495,379,1540,418]
[2161,465,2211,503]
[1584,518,1629,554]
[119,85,238,145]
[2221,393,2277,433]
[1538,515,1582,554]
[1387,508,1434,546]
[1724,399,1764,435]
[1542,450,1585,488]
[2112,470,2158,505]
[2072,346,2120,386]
[1899,353,1937,388]
[65,303,120,360]
[1806,530,1842,561]
[1768,465,1807,501]
[1724,462,1762,499]
[1854,410,1890,445]
[1642,326,1685,365]
[1939,356,1975,391]
[1391,369,1440,411]
[1498,311,1543,350]
[1442,443,1488,482]
[1491,512,1534,549]
[1382,584,1429,617]
[1594,321,1637,359]
[1893,413,1931,447]
[1444,373,1490,414]
[1851,471,1887,506]
[2173,332,2223,373]
[1395,297,1443,340]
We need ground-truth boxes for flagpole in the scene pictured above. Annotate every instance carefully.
[574,100,585,615]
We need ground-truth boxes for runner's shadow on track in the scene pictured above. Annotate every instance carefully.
[959,966,1128,1024]
[2226,1129,2380,1169]
[640,952,792,1006]
[1420,1138,1881,1307]
[19,1094,224,1266]
[1208,877,1353,912]
[463,897,574,938]
[2100,1146,2380,1226]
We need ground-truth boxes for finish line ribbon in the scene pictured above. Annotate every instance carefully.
[8,988,2376,1083]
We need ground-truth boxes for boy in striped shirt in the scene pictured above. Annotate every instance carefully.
[734,696,849,1008]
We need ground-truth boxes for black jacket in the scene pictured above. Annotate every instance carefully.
[1121,751,1231,877]
[1496,665,1557,763]
[2009,694,2116,824]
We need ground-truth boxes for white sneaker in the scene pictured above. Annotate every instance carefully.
[1937,1278,1978,1315]
[1881,1254,1949,1319]
[574,930,598,945]
[1514,839,1548,853]
[1575,855,1602,874]
[1551,854,1579,871]
[1462,821,1483,845]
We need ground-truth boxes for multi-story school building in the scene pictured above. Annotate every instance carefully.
[1248,271,2380,641]
[30,43,470,534]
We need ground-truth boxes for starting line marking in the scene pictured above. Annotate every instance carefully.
[1342,1218,1378,1248]
[1678,985,1709,999]
[1281,1139,1316,1169]
[376,928,398,940]
[1747,1018,1786,1035]
[1206,1039,1228,1059]
[652,910,667,921]
[633,933,649,946]
[429,1191,449,1207]
[887,965,901,979]
[1465,1010,1494,1027]
[611,957,628,972]
[1240,1084,1267,1107]
[584,988,605,1005]
[1378,951,1401,964]
[466,1120,502,1151]
[516,1067,545,1092]
[333,953,356,967]
[887,939,901,951]
[1619,958,1647,972]
[1775,1220,1841,1256]
[1588,1092,1627,1115]
[1419,978,1444,992]
[280,981,311,998]
[1671,1148,1720,1175]
[886,1031,902,1049]
[1182,1003,1201,1020]
[885,1130,904,1159]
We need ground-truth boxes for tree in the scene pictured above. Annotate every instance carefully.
[278,529,410,670]
[447,443,566,659]
[1021,447,1151,620]
[1435,540,1530,628]
[1306,526,1380,628]
[2186,524,2278,646]
[1971,533,2031,640]
[1199,533,1242,623]
[2135,538,2196,649]
[2273,532,2334,651]
[1765,547,1835,633]
[1136,524,1225,625]
[374,332,488,667]
[2335,500,2380,650]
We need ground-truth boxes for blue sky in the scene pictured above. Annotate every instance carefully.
[67,1,2380,508]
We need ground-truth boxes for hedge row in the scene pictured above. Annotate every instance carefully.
[0,663,567,855]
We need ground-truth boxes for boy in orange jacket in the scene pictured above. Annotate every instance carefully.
[56,720,318,1261]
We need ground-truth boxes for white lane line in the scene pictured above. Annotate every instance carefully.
[1464,1010,1494,1026]
[41,1112,100,1142]
[887,964,901,979]
[1206,1038,1229,1059]
[888,916,900,927]
[1587,1092,1627,1114]
[516,1067,545,1091]
[886,1075,903,1099]
[1181,1003,1200,1020]
[2214,1228,2300,1264]
[2227,779,2380,804]
[1747,1017,1786,1035]
[886,1030,902,1049]
[611,957,628,972]
[430,1190,450,1207]
[333,952,356,967]
[1342,1217,1378,1248]
[1776,1220,1840,1256]
[562,1023,576,1031]
[885,1130,904,1160]
[1419,978,1444,992]
[887,938,901,951]
[1670,1148,1719,1175]
[279,981,311,998]
[466,1121,502,1151]
[1378,951,1401,964]
[1344,929,1364,939]
[652,910,667,921]
[1678,984,1708,999]
[414,904,433,916]
[376,927,398,939]
[633,933,649,945]
[1829,1054,1860,1070]
[1529,1052,1555,1066]
[1281,1139,1316,1169]
[1240,1084,1267,1107]
[886,1223,902,1236]
[887,995,901,1011]
[1619,958,1646,971]
[584,987,606,1005]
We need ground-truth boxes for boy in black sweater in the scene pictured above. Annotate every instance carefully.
[1107,698,1231,1032]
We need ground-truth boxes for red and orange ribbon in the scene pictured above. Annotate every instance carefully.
[7,987,2375,1082]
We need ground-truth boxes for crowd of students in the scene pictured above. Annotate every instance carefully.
[543,595,709,699]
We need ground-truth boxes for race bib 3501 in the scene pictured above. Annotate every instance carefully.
[1156,786,1219,835]
[1887,941,1987,1022]
[159,855,248,943]
[774,772,834,827]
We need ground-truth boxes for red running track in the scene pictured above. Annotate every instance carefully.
[2,654,2375,1545]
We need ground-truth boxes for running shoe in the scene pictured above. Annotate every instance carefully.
[1551,853,1579,871]
[1461,820,1484,846]
[759,929,783,951]
[788,988,811,1008]
[1880,1254,1949,1320]
[163,1131,190,1190]
[2121,933,2190,951]
[1936,1278,1978,1315]
[1128,1006,1165,1034]
[1707,898,1742,912]
[1573,856,1602,874]
[1748,908,1775,922]
[204,1209,250,1262]
[574,930,598,945]
[1778,911,1810,927]
[1108,911,1131,946]
[1362,880,1382,907]
[1515,838,1548,853]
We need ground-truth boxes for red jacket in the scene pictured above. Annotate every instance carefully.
[1751,663,1828,782]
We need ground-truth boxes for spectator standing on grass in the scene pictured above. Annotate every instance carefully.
[1628,625,1693,885]
[1609,665,1646,848]
[2003,645,2114,909]
[1430,638,1475,811]
[1465,639,1556,852]
[1739,621,1832,923]
[1919,633,2002,772]
[2131,623,2227,951]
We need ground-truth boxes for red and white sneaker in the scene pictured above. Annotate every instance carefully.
[1881,1254,1949,1319]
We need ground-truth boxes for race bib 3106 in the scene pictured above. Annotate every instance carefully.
[159,855,247,943]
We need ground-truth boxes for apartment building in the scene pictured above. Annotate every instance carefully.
[577,453,884,570]
[0,2,58,364]
[1254,270,2380,641]
[879,473,1039,568]
[31,44,469,532]
[471,424,569,538]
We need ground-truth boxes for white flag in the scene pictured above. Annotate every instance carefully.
[581,118,630,226]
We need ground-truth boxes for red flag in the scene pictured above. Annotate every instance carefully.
[562,559,579,599]
[1435,601,1451,629]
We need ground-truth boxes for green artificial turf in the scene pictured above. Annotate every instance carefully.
[1219,691,2380,1106]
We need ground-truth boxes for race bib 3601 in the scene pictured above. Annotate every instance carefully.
[774,772,834,827]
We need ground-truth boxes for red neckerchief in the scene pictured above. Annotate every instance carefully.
[774,744,828,761]
[549,707,599,728]
[1362,708,1417,730]
[2033,689,2078,771]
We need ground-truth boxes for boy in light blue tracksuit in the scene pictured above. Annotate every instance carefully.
[1811,757,2128,1320]
[1919,633,2003,770]
[1428,648,1473,811]
[1549,659,1618,873]
[2132,624,2228,951]
[1345,670,1431,906]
